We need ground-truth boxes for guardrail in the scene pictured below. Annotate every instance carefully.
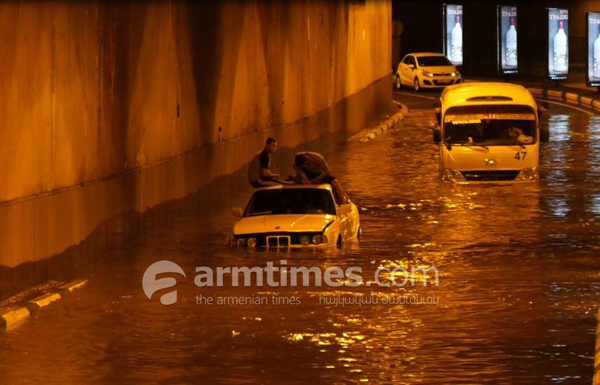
[527,87,600,113]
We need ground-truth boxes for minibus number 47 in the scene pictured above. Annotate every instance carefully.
[514,152,527,160]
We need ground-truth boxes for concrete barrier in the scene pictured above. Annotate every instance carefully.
[581,96,593,106]
[26,293,61,312]
[0,279,88,330]
[547,90,564,99]
[0,307,30,329]
[524,86,600,115]
[58,279,88,293]
[528,87,543,96]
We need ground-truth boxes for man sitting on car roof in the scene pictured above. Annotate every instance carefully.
[293,152,348,204]
[248,137,292,188]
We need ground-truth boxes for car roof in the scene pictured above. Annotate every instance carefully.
[440,82,536,112]
[410,52,447,58]
[254,184,333,192]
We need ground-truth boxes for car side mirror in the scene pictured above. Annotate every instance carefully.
[408,64,415,70]
[231,208,243,217]
[433,127,442,143]
[338,204,352,216]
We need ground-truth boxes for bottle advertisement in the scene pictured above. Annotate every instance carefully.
[548,8,569,80]
[587,12,600,86]
[498,6,518,74]
[444,4,463,66]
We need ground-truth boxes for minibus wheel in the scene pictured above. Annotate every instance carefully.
[414,78,420,92]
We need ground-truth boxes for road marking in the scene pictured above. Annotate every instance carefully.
[535,98,594,116]
[394,91,438,100]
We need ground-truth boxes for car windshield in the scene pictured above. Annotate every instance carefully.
[444,105,537,145]
[245,189,336,216]
[417,56,452,67]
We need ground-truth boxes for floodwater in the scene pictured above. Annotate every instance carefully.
[0,92,599,384]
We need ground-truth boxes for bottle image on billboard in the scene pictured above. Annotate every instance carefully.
[451,15,463,64]
[506,17,517,68]
[594,24,600,79]
[553,20,568,73]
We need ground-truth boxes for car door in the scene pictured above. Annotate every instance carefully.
[403,56,418,84]
[406,56,418,83]
[398,55,410,85]
[331,191,351,241]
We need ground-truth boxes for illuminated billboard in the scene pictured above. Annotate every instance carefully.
[587,12,600,86]
[498,6,518,74]
[444,4,463,66]
[548,8,568,80]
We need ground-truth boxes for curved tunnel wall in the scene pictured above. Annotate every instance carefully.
[0,0,392,269]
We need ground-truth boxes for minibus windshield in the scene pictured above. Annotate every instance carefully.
[444,105,537,146]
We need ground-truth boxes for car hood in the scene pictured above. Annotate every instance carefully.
[234,214,336,235]
[443,144,538,170]
[420,65,456,74]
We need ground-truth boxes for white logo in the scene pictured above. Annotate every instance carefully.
[142,260,186,305]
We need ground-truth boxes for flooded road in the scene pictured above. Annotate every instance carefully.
[1,90,599,384]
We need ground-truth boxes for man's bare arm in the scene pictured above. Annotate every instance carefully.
[261,168,279,178]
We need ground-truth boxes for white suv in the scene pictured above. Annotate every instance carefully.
[395,52,462,91]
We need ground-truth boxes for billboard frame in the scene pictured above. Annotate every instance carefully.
[586,11,600,87]
[547,8,569,82]
[443,3,463,67]
[497,5,518,75]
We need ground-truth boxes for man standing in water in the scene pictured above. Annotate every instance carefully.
[248,138,290,188]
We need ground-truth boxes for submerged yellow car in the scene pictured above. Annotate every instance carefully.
[433,82,549,182]
[230,185,360,249]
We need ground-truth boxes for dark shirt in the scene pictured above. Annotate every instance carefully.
[259,149,270,171]
[294,152,332,181]
[248,149,271,184]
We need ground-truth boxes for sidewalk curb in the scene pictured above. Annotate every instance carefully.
[0,279,88,329]
[525,86,599,113]
[349,103,409,142]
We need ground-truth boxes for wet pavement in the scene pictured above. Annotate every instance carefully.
[1,89,600,384]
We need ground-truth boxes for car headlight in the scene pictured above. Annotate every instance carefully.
[312,235,322,245]
[236,237,246,247]
[421,69,434,77]
[442,169,466,182]
[247,237,257,248]
[515,167,538,181]
[300,235,311,245]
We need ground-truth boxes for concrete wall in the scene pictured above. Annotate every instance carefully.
[0,0,392,270]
